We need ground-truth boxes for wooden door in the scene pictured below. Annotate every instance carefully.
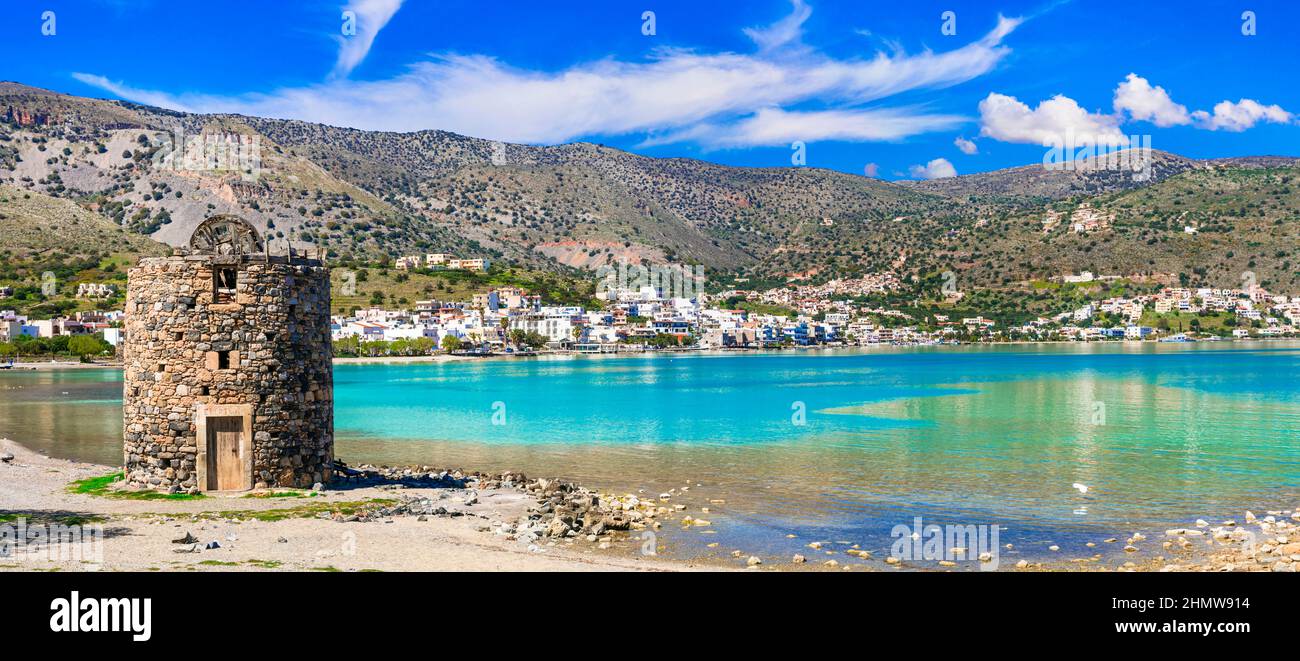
[207,416,244,490]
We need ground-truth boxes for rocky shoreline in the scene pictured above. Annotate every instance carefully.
[322,460,676,557]
[987,508,1300,573]
[1149,510,1300,573]
[276,459,1300,572]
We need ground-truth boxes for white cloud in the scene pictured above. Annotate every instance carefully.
[953,136,978,154]
[72,7,1023,147]
[909,157,957,179]
[646,107,965,149]
[1113,73,1190,127]
[1191,98,1294,131]
[71,73,198,113]
[334,0,405,78]
[1111,73,1291,132]
[863,162,879,177]
[744,0,813,52]
[978,92,1127,147]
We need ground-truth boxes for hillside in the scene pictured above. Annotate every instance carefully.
[0,82,962,279]
[1,82,477,266]
[899,150,1200,202]
[0,183,167,258]
[3,82,1299,297]
[902,164,1300,310]
[0,184,169,316]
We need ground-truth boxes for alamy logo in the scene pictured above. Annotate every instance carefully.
[49,591,152,642]
[1,516,103,565]
[149,128,263,181]
[890,516,1001,571]
[595,260,705,300]
[1042,130,1153,182]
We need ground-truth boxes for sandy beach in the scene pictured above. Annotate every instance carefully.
[0,438,707,572]
[2,360,121,371]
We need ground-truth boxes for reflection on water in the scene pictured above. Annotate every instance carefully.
[3,343,1299,562]
[0,369,123,466]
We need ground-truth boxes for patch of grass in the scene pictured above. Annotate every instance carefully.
[196,560,240,567]
[310,566,342,572]
[245,559,283,569]
[242,490,316,499]
[67,471,121,494]
[68,471,205,501]
[735,300,797,318]
[54,514,105,526]
[198,498,396,523]
[0,512,104,526]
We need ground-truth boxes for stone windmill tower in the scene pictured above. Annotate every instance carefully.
[122,215,333,492]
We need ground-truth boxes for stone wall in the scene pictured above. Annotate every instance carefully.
[122,254,333,492]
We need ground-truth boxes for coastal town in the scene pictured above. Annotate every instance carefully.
[319,275,1300,352]
[6,262,1300,360]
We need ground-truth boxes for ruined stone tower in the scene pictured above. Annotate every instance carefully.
[122,215,333,492]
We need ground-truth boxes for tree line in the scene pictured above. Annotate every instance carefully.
[331,330,552,357]
[0,333,115,361]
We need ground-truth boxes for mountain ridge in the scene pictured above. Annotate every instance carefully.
[2,82,1299,296]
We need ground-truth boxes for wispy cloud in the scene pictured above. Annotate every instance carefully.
[644,107,965,149]
[744,0,813,52]
[333,0,404,78]
[71,73,198,112]
[72,4,1021,148]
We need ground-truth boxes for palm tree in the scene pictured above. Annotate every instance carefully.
[508,328,527,349]
[441,335,463,353]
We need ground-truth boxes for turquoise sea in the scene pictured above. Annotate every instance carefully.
[4,342,1300,565]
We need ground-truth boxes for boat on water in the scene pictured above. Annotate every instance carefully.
[1158,333,1195,343]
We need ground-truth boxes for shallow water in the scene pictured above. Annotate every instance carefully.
[4,342,1299,565]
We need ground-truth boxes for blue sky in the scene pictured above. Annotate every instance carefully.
[3,0,1298,179]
